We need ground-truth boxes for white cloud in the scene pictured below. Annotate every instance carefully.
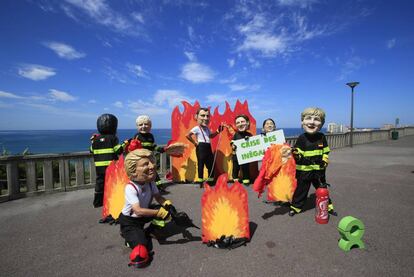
[63,0,143,36]
[49,89,77,102]
[128,99,169,115]
[277,0,318,9]
[188,26,195,41]
[0,91,23,99]
[228,83,260,92]
[227,58,235,68]
[184,51,197,62]
[113,101,123,108]
[88,99,97,104]
[131,12,144,24]
[180,62,215,83]
[127,63,149,79]
[154,89,195,108]
[43,41,86,60]
[236,14,289,57]
[234,9,329,61]
[238,33,288,56]
[386,38,396,49]
[103,65,128,84]
[18,64,56,81]
[337,54,375,81]
[205,94,239,107]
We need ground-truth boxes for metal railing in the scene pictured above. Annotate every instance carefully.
[1,127,413,202]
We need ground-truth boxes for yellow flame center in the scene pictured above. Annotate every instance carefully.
[208,196,241,237]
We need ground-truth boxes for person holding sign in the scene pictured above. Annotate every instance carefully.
[261,118,276,134]
[289,107,335,217]
[231,114,253,185]
[186,108,223,184]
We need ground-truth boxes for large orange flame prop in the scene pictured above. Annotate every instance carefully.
[201,174,250,243]
[253,144,297,202]
[103,155,129,219]
[171,100,257,182]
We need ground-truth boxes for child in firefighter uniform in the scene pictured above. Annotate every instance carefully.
[186,108,223,184]
[231,114,253,185]
[289,107,335,216]
[90,114,126,210]
[119,148,175,268]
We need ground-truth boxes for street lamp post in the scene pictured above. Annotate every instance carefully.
[346,82,359,147]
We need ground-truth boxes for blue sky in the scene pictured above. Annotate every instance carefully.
[0,0,413,130]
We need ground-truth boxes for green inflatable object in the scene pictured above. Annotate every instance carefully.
[337,216,365,252]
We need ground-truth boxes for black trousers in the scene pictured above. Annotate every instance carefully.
[93,172,105,208]
[291,171,326,209]
[232,156,250,181]
[119,213,153,249]
[196,143,214,180]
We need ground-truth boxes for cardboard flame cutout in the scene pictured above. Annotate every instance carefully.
[171,100,257,182]
[201,174,250,243]
[103,155,129,219]
[253,144,297,202]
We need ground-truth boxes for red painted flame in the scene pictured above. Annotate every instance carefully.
[103,155,129,219]
[171,100,257,182]
[201,174,250,242]
[253,144,297,202]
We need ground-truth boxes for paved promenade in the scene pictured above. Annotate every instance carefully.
[1,136,413,277]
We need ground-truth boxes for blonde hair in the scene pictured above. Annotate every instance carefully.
[135,115,152,127]
[301,107,326,125]
[124,149,155,179]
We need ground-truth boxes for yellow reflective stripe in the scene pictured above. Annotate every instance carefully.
[296,164,321,171]
[93,148,115,154]
[302,149,323,157]
[323,146,330,153]
[113,144,122,152]
[141,142,153,146]
[151,219,166,227]
[95,161,111,166]
[290,206,301,213]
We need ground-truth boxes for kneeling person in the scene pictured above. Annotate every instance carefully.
[119,149,174,268]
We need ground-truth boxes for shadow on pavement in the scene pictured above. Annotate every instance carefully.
[153,222,201,245]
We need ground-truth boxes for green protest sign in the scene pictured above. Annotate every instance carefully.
[233,130,286,165]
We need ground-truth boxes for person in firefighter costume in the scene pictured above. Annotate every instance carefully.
[90,114,126,211]
[186,107,223,184]
[289,107,335,217]
[132,115,168,192]
[119,148,176,268]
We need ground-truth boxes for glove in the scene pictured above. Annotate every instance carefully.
[163,200,177,215]
[90,133,99,141]
[321,155,329,169]
[291,148,303,159]
[156,206,171,220]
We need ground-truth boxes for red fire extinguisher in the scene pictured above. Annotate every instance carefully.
[315,187,329,224]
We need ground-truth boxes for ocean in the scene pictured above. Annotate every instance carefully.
[0,128,312,155]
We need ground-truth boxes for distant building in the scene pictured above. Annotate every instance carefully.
[327,123,347,133]
[327,123,337,133]
[382,124,394,130]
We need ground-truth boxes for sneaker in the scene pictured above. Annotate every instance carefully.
[288,210,296,217]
